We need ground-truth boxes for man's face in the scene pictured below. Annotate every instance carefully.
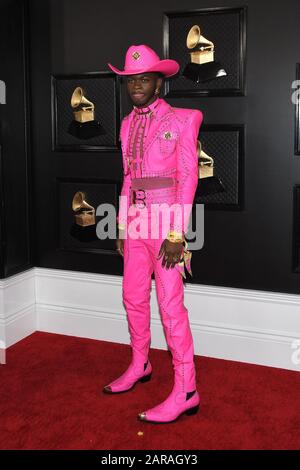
[126,72,162,107]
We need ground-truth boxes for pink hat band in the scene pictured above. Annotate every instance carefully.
[108,44,180,78]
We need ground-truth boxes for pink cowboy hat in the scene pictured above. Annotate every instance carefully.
[108,44,180,78]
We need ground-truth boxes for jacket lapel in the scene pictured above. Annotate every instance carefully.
[120,116,132,155]
[143,99,174,153]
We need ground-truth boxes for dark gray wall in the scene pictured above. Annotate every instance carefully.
[0,0,32,278]
[28,0,300,295]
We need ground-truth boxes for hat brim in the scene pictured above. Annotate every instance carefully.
[107,59,180,78]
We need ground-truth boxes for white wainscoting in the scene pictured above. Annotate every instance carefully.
[0,268,36,363]
[35,267,300,372]
[1,267,300,370]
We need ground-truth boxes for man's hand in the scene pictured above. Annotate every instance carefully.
[116,229,125,256]
[157,239,183,269]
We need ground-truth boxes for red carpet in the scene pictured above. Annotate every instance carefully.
[0,331,300,450]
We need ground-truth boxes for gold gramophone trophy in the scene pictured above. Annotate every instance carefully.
[183,25,227,83]
[195,140,225,198]
[197,140,214,179]
[68,87,105,139]
[72,191,95,227]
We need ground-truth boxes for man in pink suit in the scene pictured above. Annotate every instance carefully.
[104,45,203,424]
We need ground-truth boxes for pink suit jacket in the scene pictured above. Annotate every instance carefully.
[117,98,203,234]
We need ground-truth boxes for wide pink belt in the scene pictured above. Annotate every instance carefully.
[131,176,176,190]
[130,186,177,207]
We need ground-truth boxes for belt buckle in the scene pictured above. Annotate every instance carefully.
[133,188,146,208]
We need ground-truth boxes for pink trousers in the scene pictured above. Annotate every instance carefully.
[122,206,197,393]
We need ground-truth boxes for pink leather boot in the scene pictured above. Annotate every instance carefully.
[138,387,200,423]
[103,359,152,394]
[103,233,153,394]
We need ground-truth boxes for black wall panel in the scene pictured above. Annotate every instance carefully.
[0,0,32,278]
[25,0,300,295]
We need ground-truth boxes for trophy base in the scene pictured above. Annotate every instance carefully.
[70,223,98,242]
[68,120,106,139]
[183,62,227,83]
[195,176,226,199]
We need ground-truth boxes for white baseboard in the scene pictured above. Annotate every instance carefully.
[35,267,300,372]
[1,267,300,371]
[0,268,36,363]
